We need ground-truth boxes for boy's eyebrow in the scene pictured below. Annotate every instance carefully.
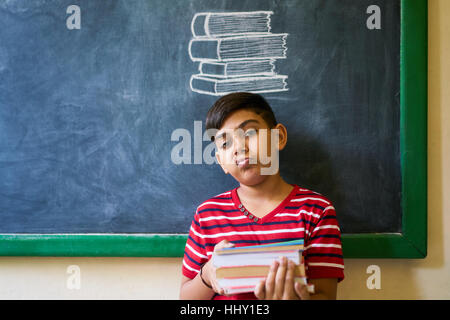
[215,119,260,142]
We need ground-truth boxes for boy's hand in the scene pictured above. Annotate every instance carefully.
[254,256,311,300]
[202,240,235,295]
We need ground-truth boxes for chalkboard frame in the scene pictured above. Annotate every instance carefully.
[0,0,427,258]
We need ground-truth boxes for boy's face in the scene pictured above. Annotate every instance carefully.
[214,109,287,186]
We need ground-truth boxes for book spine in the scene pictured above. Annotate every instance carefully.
[218,239,304,251]
[213,248,299,267]
[216,264,306,279]
[190,75,219,96]
[191,13,209,37]
[199,62,227,77]
[216,246,302,255]
[188,38,221,61]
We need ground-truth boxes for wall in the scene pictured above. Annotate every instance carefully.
[336,0,449,299]
[0,0,448,299]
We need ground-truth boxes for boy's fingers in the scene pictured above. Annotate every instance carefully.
[214,239,234,251]
[283,260,296,299]
[254,279,266,300]
[211,281,220,293]
[294,282,310,300]
[274,256,287,299]
[211,278,225,296]
[223,239,235,247]
[265,260,278,299]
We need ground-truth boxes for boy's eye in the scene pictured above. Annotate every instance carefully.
[245,128,257,136]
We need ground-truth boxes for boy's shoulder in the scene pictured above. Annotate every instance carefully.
[292,186,335,213]
[293,186,333,203]
[195,188,235,215]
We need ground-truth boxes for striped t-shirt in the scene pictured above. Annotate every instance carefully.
[182,184,344,300]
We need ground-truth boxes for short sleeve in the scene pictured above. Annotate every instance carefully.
[182,211,209,279]
[305,205,345,282]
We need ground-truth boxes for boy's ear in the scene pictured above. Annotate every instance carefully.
[215,153,229,174]
[274,123,288,151]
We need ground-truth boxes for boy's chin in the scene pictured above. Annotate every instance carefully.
[235,170,276,186]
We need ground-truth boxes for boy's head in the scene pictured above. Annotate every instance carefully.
[205,92,287,185]
[205,92,278,140]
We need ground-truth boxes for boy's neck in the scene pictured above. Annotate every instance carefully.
[237,174,293,203]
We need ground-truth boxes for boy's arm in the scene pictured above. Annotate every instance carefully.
[180,240,234,300]
[179,274,215,300]
[308,278,337,300]
[305,203,344,297]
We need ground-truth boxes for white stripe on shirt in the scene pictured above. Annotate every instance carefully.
[186,243,208,259]
[275,209,321,219]
[183,259,200,273]
[298,188,319,194]
[308,262,344,269]
[198,201,235,208]
[216,191,231,197]
[199,215,247,222]
[305,243,342,250]
[291,197,331,205]
[313,225,340,232]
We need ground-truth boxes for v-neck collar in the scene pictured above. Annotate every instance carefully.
[231,184,298,224]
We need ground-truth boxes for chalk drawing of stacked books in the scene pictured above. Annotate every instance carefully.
[188,11,289,96]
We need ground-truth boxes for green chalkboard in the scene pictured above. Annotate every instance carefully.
[0,0,426,258]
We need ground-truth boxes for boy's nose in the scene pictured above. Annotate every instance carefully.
[233,135,248,157]
[234,147,247,157]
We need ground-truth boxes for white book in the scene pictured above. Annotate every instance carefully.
[188,33,288,62]
[212,250,301,267]
[191,11,273,38]
[190,74,288,96]
[211,239,310,295]
[199,59,276,78]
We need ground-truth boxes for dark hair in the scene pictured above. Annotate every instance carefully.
[205,92,278,141]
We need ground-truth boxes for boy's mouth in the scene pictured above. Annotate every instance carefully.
[236,157,250,168]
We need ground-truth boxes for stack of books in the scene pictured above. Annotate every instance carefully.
[188,11,289,96]
[212,239,313,295]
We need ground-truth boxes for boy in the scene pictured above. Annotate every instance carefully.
[179,92,344,300]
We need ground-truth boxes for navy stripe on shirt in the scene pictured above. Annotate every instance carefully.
[205,237,304,248]
[306,253,344,259]
[285,203,325,211]
[188,235,205,249]
[184,251,203,266]
[196,219,317,230]
[309,234,341,241]
[197,208,240,214]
